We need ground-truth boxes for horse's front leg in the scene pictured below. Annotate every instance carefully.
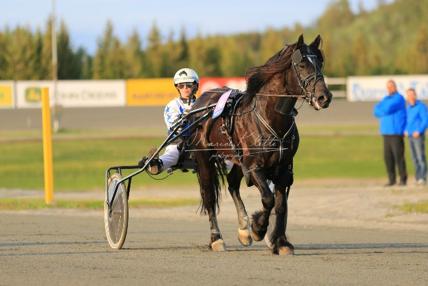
[268,185,294,255]
[227,165,252,246]
[250,169,275,241]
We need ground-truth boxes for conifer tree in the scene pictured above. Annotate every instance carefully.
[124,29,143,78]
[3,27,37,79]
[57,21,81,79]
[145,22,162,77]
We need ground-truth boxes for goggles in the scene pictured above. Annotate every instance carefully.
[177,83,194,89]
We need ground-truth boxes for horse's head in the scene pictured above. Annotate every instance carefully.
[291,35,332,110]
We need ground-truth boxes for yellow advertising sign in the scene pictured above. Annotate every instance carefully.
[126,79,178,106]
[0,84,13,108]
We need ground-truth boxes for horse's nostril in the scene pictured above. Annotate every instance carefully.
[318,95,327,104]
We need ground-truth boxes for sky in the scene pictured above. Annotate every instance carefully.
[1,0,387,54]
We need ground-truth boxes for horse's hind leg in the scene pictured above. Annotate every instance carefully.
[195,152,225,251]
[250,170,275,241]
[227,165,252,246]
[269,185,294,255]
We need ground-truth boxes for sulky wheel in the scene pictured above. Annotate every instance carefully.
[104,173,129,249]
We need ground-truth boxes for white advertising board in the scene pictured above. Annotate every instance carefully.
[16,80,126,108]
[347,75,428,101]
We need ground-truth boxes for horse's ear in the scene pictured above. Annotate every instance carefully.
[310,35,322,49]
[296,34,304,47]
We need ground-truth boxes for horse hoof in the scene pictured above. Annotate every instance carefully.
[211,239,226,252]
[264,235,273,250]
[238,228,252,247]
[278,246,294,256]
[251,229,265,242]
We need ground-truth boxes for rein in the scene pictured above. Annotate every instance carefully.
[255,93,305,98]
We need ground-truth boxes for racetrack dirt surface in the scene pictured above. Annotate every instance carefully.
[1,183,428,286]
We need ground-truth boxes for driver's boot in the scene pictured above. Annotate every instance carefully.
[138,148,163,175]
[138,157,164,175]
[148,158,163,175]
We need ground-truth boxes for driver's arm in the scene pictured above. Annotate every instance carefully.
[164,102,181,131]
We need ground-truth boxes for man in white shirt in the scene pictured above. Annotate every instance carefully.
[140,68,199,174]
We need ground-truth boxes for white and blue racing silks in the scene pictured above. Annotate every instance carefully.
[163,97,195,133]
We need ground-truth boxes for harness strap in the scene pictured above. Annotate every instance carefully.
[254,110,280,139]
[254,109,296,162]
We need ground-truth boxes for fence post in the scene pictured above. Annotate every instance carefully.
[41,87,54,204]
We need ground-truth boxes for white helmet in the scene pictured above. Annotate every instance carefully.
[173,68,199,85]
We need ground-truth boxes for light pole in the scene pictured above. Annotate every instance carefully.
[51,0,59,132]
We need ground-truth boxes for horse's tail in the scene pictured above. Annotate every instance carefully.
[198,155,226,215]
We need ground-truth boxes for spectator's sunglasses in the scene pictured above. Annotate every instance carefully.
[177,83,194,89]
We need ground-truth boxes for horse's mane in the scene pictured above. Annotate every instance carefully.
[245,43,296,96]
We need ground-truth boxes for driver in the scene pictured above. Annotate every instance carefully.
[139,68,199,174]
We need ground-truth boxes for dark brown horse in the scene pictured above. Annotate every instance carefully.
[187,35,332,255]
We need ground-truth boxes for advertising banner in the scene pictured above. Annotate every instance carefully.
[0,81,14,108]
[57,80,125,107]
[16,80,125,108]
[126,79,177,106]
[347,75,428,101]
[199,77,247,93]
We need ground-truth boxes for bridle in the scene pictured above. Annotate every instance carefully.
[290,47,324,107]
[256,46,324,108]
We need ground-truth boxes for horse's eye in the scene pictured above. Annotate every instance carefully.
[298,63,306,69]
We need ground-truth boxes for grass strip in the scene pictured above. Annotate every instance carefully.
[397,200,428,214]
[1,126,422,191]
[0,197,199,211]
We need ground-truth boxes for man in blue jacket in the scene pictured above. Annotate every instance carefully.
[404,88,428,185]
[374,80,407,186]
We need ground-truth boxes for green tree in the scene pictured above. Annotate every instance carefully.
[93,20,127,79]
[144,22,162,77]
[0,30,6,79]
[76,47,92,79]
[351,32,369,75]
[176,27,189,67]
[57,21,81,79]
[109,38,127,78]
[204,45,222,76]
[189,33,207,75]
[317,0,354,32]
[124,29,143,78]
[410,26,428,73]
[33,29,44,79]
[260,28,283,62]
[93,20,113,78]
[160,30,175,77]
[2,27,37,79]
